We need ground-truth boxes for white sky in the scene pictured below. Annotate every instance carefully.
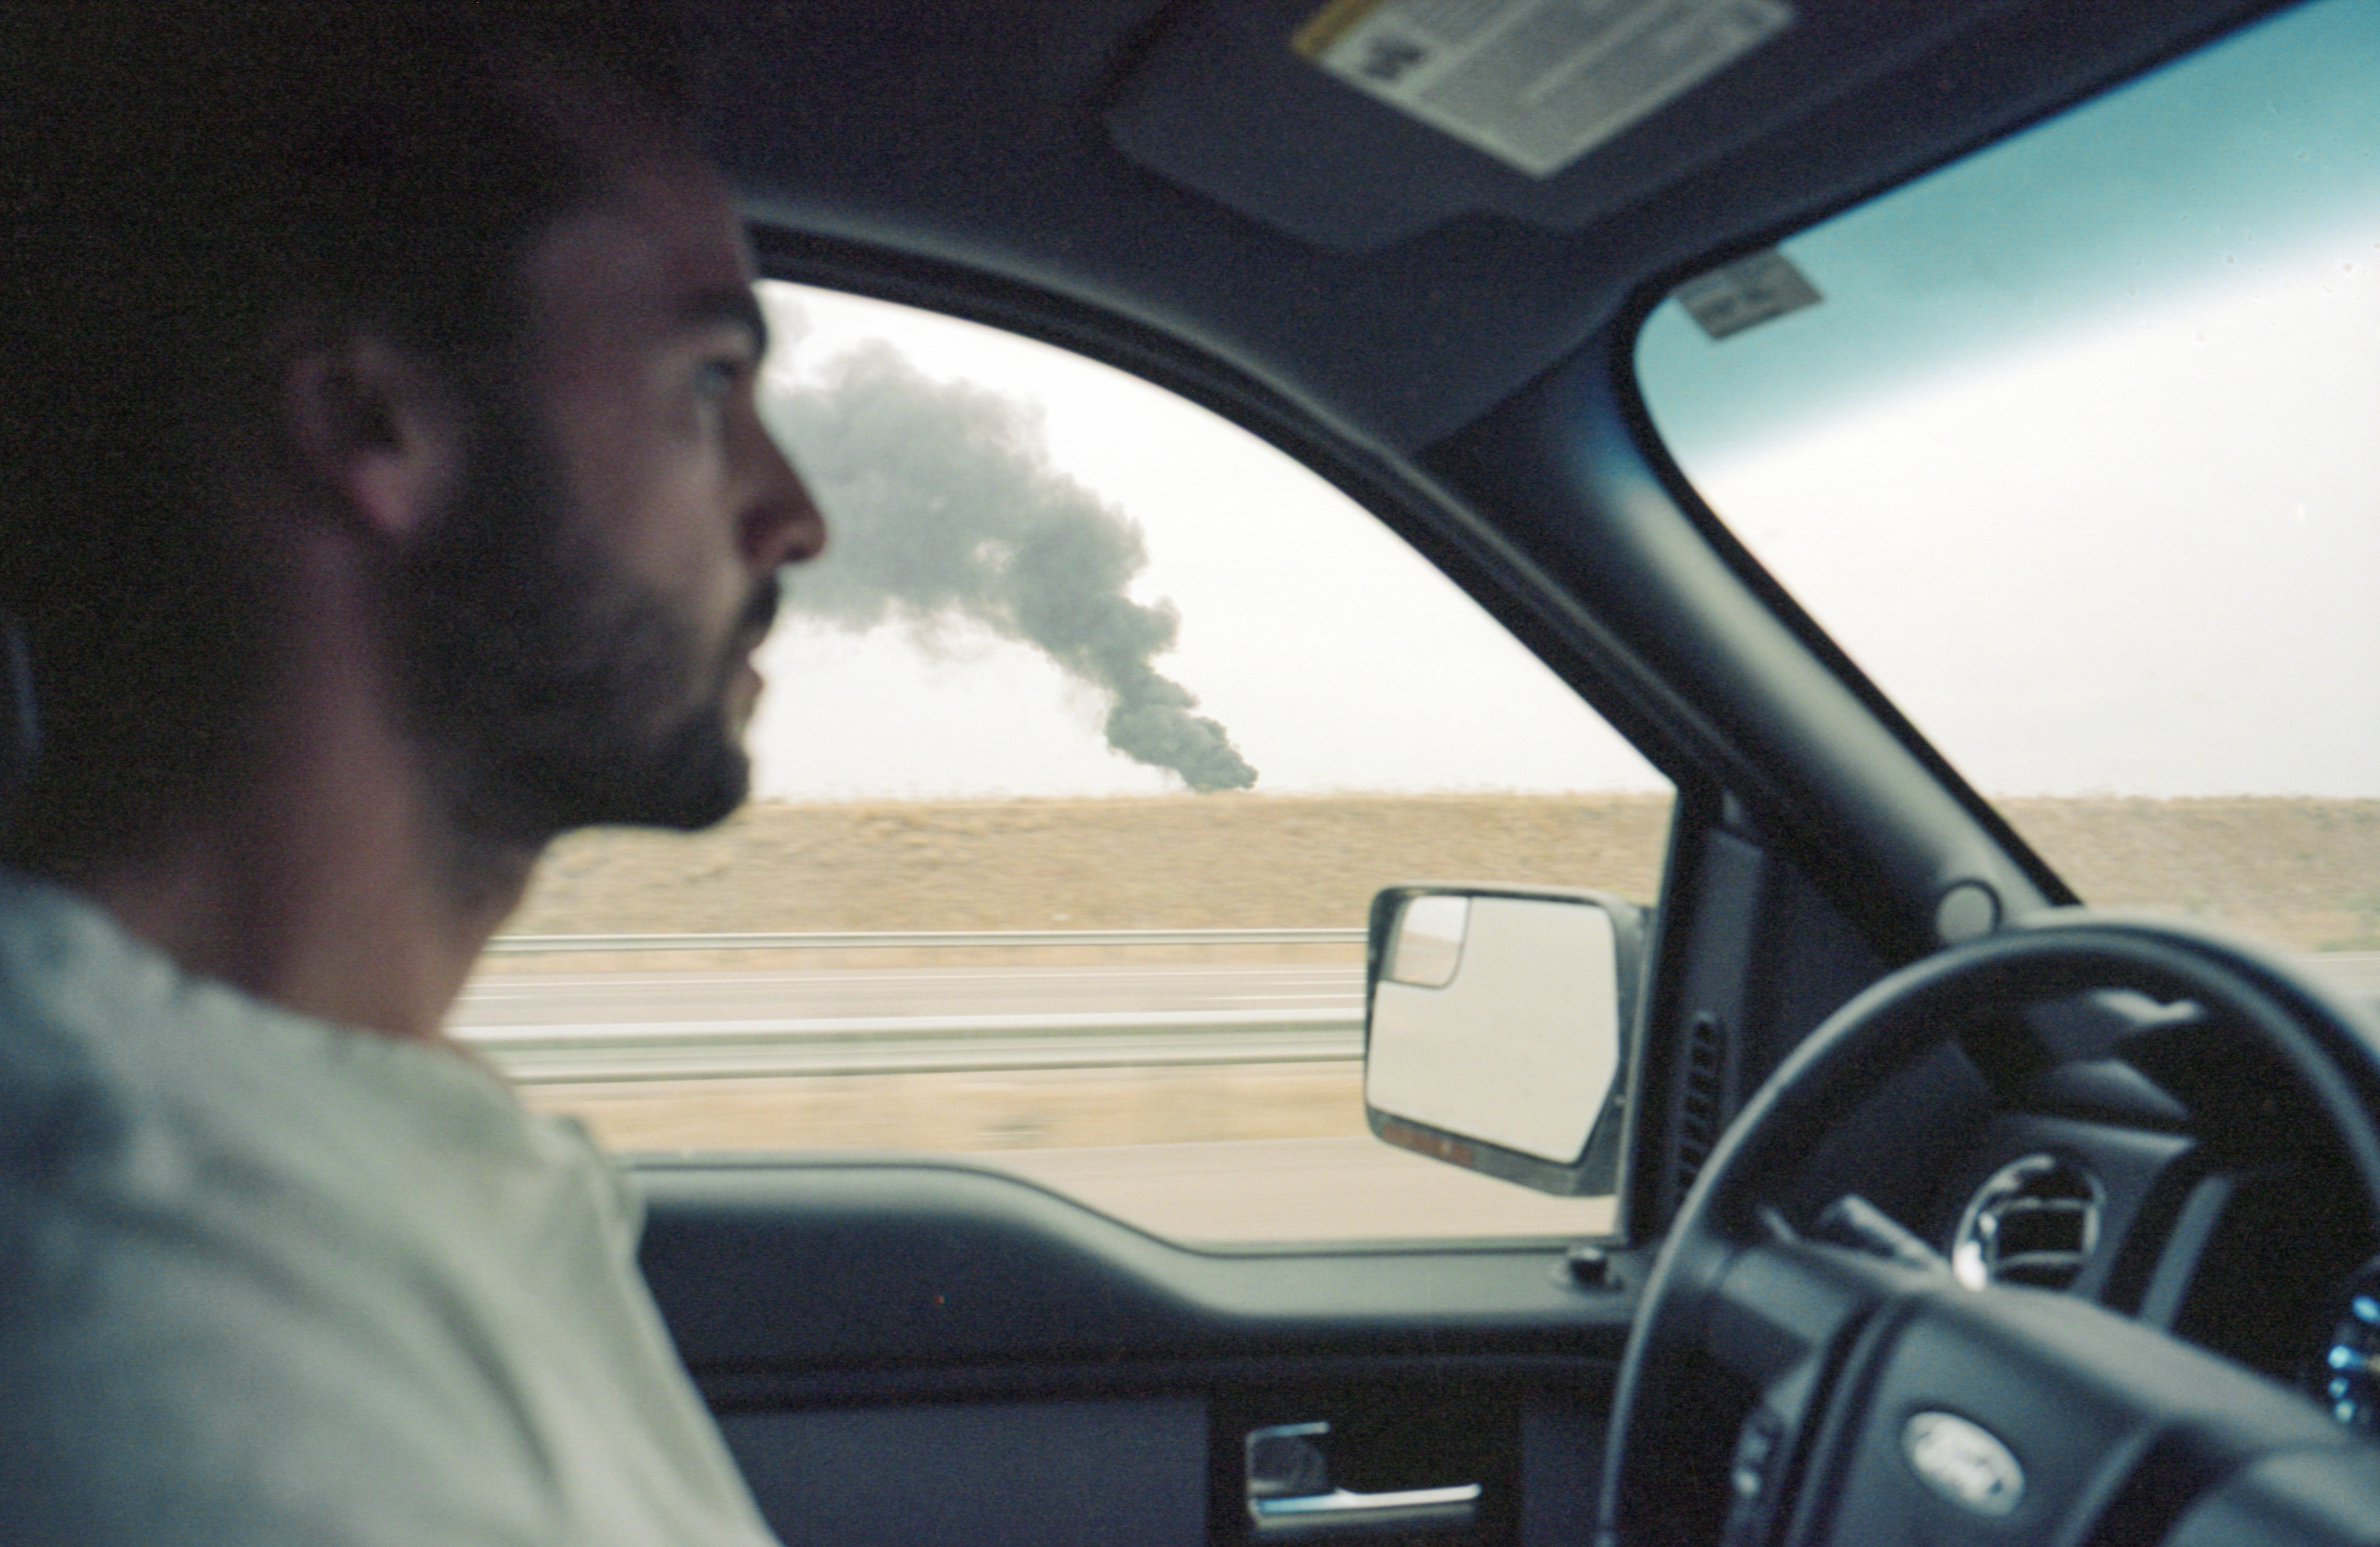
[1673,228,2380,798]
[746,284,1663,802]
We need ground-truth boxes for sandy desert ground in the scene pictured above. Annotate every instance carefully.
[503,792,2377,951]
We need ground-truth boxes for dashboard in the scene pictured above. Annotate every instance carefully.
[1902,991,2380,1432]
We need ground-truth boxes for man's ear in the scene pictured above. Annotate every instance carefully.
[282,334,464,542]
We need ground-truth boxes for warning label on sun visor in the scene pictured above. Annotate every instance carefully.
[1294,0,1793,179]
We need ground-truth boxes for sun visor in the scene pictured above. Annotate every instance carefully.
[1106,0,1944,252]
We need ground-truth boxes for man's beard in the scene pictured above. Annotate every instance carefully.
[383,391,772,851]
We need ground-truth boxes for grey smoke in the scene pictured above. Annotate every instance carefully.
[760,323,1258,793]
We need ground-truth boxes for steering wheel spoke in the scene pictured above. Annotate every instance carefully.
[1697,1236,1910,1547]
[1786,1277,2349,1545]
[1599,914,2380,1547]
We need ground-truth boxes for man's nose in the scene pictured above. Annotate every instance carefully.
[741,416,826,570]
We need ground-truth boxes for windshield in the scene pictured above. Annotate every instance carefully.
[1637,0,2380,960]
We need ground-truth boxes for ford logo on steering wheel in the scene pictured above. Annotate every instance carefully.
[1902,1411,2026,1517]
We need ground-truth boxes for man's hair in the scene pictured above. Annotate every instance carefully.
[0,0,689,869]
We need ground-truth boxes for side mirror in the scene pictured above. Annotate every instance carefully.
[1363,885,1645,1199]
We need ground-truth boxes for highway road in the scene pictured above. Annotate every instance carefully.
[451,963,1364,1081]
[2308,950,2380,1000]
[453,953,2380,1082]
[455,962,1363,1027]
[453,952,2380,1244]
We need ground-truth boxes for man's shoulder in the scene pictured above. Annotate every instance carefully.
[0,872,166,1167]
[0,868,530,1142]
[0,869,613,1281]
[0,876,763,1546]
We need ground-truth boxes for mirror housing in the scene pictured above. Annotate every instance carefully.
[1363,885,1645,1198]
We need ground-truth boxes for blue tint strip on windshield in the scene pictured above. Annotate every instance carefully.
[1638,0,2380,462]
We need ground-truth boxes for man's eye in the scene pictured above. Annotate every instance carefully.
[694,358,744,400]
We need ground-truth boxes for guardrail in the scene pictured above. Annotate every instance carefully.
[470,929,1372,1082]
[456,1009,1364,1083]
[486,927,1368,954]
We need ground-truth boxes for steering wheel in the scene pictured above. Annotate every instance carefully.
[1596,913,2380,1547]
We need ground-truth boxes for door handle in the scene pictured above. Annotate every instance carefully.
[1244,1421,1482,1537]
[1250,1482,1483,1536]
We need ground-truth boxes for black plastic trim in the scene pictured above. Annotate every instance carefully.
[636,1158,1641,1374]
[1423,325,2055,963]
[696,1350,1615,1417]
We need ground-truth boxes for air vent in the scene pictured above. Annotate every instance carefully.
[1951,1154,2104,1291]
[1673,1013,1727,1197]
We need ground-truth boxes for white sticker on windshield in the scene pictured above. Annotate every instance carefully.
[1674,249,1822,339]
[1295,0,1792,179]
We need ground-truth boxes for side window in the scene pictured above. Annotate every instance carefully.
[464,284,1671,1245]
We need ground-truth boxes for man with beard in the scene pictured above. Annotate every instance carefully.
[0,2,821,1541]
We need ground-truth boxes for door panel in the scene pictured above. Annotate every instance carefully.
[636,1159,1631,1546]
[721,1397,1207,1547]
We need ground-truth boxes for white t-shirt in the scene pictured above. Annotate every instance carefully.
[0,871,780,1545]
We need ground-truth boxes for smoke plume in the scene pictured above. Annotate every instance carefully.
[760,325,1258,793]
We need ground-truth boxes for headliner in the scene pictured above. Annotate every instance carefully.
[690,0,2292,456]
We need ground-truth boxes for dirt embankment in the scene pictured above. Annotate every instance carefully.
[1996,798,2380,950]
[508,793,1675,935]
[504,793,2377,953]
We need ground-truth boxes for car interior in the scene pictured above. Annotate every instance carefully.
[623,1,2380,1543]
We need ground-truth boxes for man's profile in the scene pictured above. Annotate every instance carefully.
[0,2,820,1538]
